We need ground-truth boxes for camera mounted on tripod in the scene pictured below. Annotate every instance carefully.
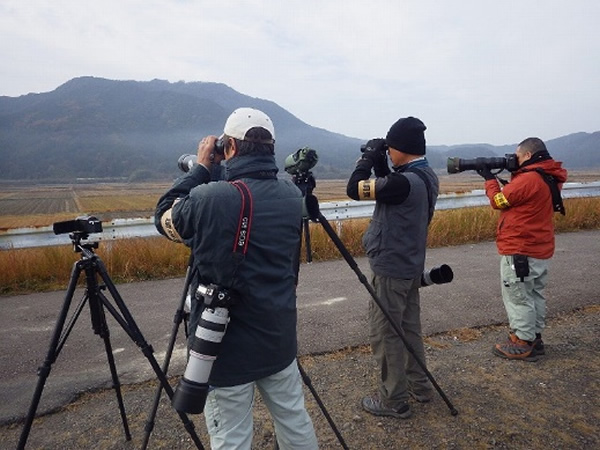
[285,147,319,200]
[53,215,102,236]
[53,216,103,250]
[284,147,318,176]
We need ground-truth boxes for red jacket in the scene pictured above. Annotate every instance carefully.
[484,158,568,258]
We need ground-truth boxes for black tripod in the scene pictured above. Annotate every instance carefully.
[296,170,458,416]
[141,258,194,450]
[291,172,350,449]
[17,231,205,450]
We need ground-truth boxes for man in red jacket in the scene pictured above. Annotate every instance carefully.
[478,137,568,361]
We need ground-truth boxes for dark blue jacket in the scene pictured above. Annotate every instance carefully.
[155,154,302,386]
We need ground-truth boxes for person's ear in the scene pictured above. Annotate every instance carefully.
[225,138,238,159]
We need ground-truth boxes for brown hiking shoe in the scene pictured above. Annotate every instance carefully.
[493,333,538,361]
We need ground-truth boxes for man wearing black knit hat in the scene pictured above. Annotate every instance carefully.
[347,116,439,419]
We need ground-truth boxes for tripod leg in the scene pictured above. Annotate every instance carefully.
[99,325,132,440]
[141,262,194,450]
[313,209,458,416]
[91,257,205,449]
[297,361,349,450]
[85,260,132,440]
[18,262,83,450]
[302,218,313,263]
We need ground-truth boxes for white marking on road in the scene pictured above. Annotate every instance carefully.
[300,297,347,308]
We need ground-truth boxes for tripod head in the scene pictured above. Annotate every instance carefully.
[69,232,100,253]
[291,170,316,198]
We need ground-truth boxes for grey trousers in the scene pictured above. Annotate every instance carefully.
[204,359,318,450]
[369,274,432,408]
[500,255,549,342]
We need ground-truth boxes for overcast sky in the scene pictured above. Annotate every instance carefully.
[1,0,599,146]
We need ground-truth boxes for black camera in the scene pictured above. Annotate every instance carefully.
[178,137,225,172]
[53,216,102,235]
[447,153,519,174]
[171,283,237,414]
[360,139,388,155]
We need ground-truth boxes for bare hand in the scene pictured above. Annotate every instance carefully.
[197,136,222,167]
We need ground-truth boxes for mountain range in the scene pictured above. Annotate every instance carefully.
[1,77,598,182]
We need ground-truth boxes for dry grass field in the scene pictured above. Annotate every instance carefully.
[1,171,599,295]
[1,170,598,229]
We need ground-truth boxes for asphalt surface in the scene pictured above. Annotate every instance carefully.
[1,230,599,425]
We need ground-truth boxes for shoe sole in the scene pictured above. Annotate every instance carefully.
[492,347,539,362]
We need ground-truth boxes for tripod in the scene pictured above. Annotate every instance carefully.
[297,170,458,416]
[17,232,205,450]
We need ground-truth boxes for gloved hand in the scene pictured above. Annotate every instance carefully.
[477,167,495,180]
[359,139,389,175]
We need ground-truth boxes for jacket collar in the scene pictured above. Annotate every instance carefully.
[224,154,279,181]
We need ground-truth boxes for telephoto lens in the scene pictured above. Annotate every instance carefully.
[420,264,454,287]
[171,306,230,414]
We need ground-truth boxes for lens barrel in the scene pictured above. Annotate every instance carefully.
[447,156,511,174]
[171,306,230,414]
[178,154,197,173]
[420,264,454,287]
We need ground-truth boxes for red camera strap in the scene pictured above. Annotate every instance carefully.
[230,180,253,255]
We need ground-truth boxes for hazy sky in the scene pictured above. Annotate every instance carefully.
[1,0,599,145]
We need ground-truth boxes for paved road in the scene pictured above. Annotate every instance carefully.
[1,230,599,423]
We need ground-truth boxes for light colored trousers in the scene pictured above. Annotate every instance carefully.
[500,255,549,342]
[204,359,318,450]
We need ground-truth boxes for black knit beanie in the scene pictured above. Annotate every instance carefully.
[385,116,427,155]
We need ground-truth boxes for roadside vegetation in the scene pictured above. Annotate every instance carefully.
[1,196,599,296]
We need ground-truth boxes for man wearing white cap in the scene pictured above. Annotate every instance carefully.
[156,108,318,449]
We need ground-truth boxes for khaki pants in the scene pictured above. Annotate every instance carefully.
[369,274,432,408]
[500,255,549,342]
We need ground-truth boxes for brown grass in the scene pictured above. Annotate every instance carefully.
[1,175,599,296]
[1,197,599,296]
[0,238,190,295]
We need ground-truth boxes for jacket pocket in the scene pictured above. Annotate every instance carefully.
[362,221,383,257]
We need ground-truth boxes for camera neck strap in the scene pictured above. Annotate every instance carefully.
[229,180,253,257]
[520,168,565,215]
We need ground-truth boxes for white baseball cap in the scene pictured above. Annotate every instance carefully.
[223,107,275,142]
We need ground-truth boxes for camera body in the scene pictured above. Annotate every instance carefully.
[360,141,388,155]
[447,153,519,174]
[53,216,102,235]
